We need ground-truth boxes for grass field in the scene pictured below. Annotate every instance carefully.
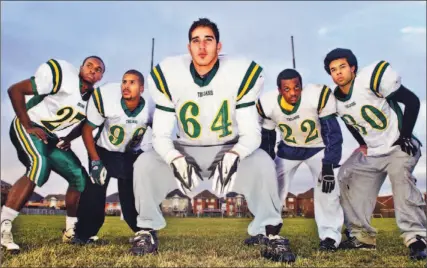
[1,215,426,267]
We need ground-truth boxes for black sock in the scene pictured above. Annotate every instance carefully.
[266,223,283,236]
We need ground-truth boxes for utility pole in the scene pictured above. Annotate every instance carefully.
[150,38,155,70]
[291,36,296,69]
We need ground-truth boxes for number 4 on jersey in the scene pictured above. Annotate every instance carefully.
[211,100,232,138]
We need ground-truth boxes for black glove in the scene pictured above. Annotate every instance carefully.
[392,136,418,156]
[319,164,335,194]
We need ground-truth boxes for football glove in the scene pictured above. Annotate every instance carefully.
[90,160,107,186]
[209,152,240,195]
[392,136,418,157]
[318,164,335,194]
[170,156,203,195]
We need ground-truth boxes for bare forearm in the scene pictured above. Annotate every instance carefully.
[82,123,100,161]
[65,120,85,141]
[8,82,33,129]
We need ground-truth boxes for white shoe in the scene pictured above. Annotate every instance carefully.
[1,220,20,252]
[62,228,75,243]
[88,236,99,242]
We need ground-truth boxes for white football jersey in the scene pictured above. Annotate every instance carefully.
[257,84,336,148]
[149,54,263,146]
[86,82,154,153]
[27,59,89,133]
[334,60,402,156]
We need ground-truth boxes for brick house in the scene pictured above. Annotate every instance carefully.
[161,189,192,217]
[283,192,297,217]
[297,188,314,218]
[105,193,121,215]
[193,190,221,217]
[43,194,66,209]
[1,180,12,206]
[224,192,249,217]
[25,192,45,208]
[373,195,395,218]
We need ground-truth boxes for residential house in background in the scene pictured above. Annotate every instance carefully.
[374,195,395,218]
[1,180,12,206]
[25,192,44,208]
[224,192,249,217]
[297,188,314,218]
[283,192,297,217]
[161,189,192,217]
[43,194,66,209]
[193,190,221,217]
[105,193,121,215]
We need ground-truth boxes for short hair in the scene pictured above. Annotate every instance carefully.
[323,48,358,75]
[124,69,144,85]
[82,55,106,73]
[277,69,302,88]
[188,18,220,43]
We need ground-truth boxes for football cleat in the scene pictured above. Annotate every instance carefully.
[319,238,337,251]
[62,228,75,243]
[261,235,296,263]
[129,230,159,256]
[339,236,376,250]
[409,235,427,261]
[1,220,20,253]
[88,236,99,243]
[244,234,268,246]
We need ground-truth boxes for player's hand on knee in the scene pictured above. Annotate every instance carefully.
[209,151,240,195]
[319,164,335,194]
[90,160,107,186]
[392,136,418,156]
[171,156,203,195]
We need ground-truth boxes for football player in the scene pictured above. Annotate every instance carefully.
[324,48,426,260]
[129,18,296,263]
[1,56,105,252]
[72,70,153,244]
[247,68,344,251]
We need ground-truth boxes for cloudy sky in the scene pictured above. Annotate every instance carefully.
[1,1,426,198]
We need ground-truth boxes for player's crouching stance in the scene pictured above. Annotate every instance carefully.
[324,48,427,260]
[247,69,344,251]
[1,56,105,252]
[71,70,153,244]
[129,18,296,263]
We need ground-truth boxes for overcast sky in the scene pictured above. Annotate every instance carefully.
[1,1,426,198]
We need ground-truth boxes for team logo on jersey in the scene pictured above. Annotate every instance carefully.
[286,115,300,121]
[345,101,356,109]
[126,119,138,124]
[197,90,214,98]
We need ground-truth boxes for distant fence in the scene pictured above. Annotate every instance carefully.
[20,208,66,215]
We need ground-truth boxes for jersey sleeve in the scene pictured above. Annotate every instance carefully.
[236,61,264,106]
[317,85,337,119]
[148,66,181,164]
[256,93,276,130]
[370,61,402,98]
[232,67,264,159]
[86,87,106,127]
[149,64,175,111]
[30,59,63,96]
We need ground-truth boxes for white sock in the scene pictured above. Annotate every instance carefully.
[66,216,78,230]
[1,206,19,223]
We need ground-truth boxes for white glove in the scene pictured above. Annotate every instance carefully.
[209,152,240,195]
[170,156,203,195]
